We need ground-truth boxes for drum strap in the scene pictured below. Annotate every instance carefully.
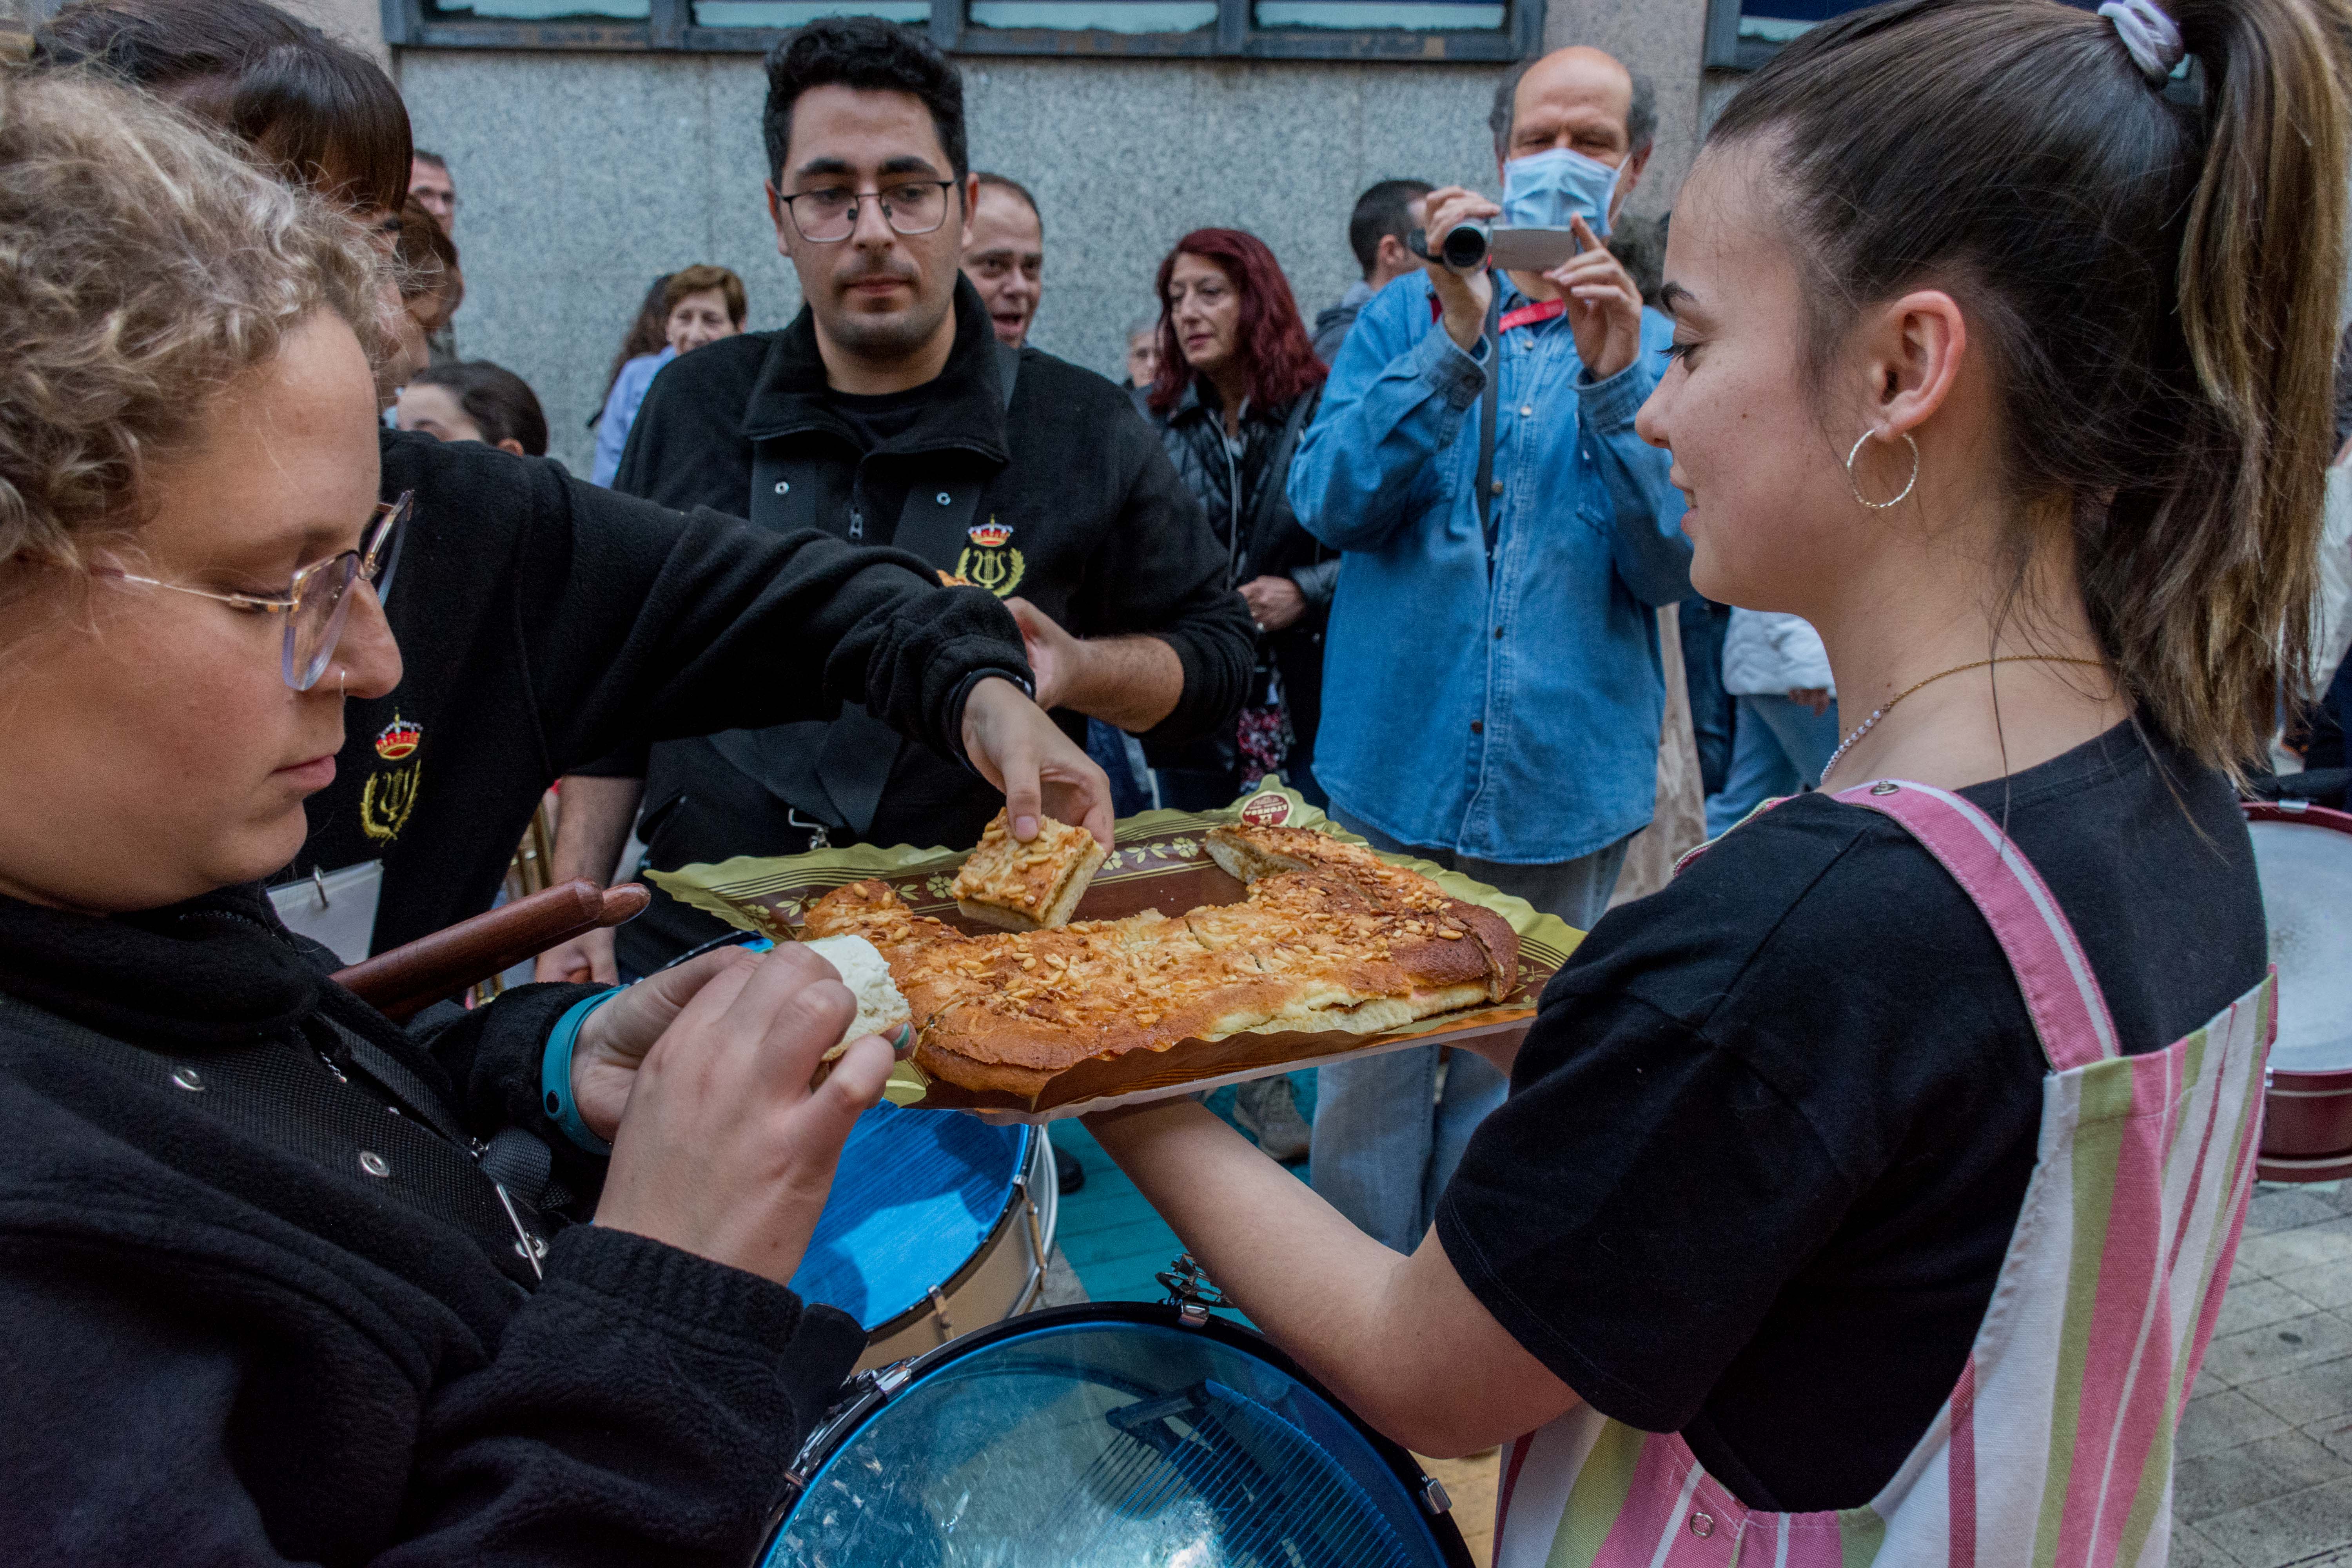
[0,993,549,1290]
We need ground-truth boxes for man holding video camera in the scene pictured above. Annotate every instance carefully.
[1286,45,1690,1253]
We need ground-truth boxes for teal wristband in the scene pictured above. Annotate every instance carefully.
[541,988,625,1155]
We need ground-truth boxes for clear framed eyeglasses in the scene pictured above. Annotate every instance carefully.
[781,178,960,242]
[94,491,411,691]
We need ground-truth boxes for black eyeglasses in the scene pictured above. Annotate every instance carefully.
[95,492,411,691]
[781,178,960,242]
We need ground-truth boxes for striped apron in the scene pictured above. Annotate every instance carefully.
[1494,779,2274,1568]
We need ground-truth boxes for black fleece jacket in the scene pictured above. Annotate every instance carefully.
[0,887,858,1565]
[294,429,1031,955]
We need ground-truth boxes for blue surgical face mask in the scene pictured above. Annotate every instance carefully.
[1499,145,1621,238]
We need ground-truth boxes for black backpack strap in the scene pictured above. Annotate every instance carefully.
[0,994,550,1290]
[715,344,1023,841]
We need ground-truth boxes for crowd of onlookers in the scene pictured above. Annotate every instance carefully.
[359,41,1867,1198]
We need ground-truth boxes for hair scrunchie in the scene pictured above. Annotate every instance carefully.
[2098,0,2186,83]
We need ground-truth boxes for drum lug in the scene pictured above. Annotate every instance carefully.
[928,1285,956,1341]
[1013,1175,1050,1312]
[1418,1475,1452,1515]
[1156,1253,1230,1328]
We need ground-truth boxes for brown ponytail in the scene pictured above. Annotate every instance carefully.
[1711,0,2352,776]
[2160,0,2348,768]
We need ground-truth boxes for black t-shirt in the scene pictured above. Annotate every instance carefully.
[830,384,931,540]
[1435,725,2265,1512]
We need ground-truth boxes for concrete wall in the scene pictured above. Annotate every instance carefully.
[402,52,1509,474]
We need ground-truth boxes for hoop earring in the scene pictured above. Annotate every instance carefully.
[1845,428,1920,510]
[337,668,347,699]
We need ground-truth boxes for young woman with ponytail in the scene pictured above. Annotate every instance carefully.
[1090,0,2345,1556]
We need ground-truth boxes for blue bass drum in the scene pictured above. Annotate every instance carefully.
[789,1103,1056,1371]
[760,1301,1477,1566]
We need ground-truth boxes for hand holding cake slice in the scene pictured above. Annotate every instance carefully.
[950,808,1107,931]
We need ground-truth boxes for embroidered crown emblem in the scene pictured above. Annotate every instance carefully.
[967,521,1013,549]
[374,714,422,761]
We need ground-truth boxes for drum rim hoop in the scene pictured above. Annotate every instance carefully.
[767,1298,1475,1568]
[2240,799,2352,834]
[845,1121,1038,1344]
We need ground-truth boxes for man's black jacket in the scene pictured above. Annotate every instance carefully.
[295,428,1029,955]
[603,278,1254,966]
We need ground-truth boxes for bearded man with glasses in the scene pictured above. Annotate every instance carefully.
[549,16,1252,983]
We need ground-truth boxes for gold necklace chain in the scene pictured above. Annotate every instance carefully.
[1818,655,2108,786]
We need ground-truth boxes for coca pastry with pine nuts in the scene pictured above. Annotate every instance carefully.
[800,823,1520,1108]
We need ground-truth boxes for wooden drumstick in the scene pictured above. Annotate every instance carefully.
[332,878,651,1022]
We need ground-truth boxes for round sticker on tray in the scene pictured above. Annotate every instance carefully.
[1239,790,1292,827]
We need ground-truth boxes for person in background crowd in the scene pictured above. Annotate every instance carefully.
[590,263,746,486]
[1123,312,1159,390]
[0,69,912,1563]
[1312,177,1430,366]
[408,146,454,233]
[1605,209,1665,306]
[1706,610,1840,835]
[962,171,1043,348]
[590,274,672,431]
[387,194,459,392]
[36,0,1109,970]
[548,16,1250,983]
[1142,228,1335,815]
[408,148,459,361]
[1288,45,1688,1253]
[396,360,551,459]
[1092,0,2332,1547]
[1680,594,1735,795]
[1138,227,1332,1163]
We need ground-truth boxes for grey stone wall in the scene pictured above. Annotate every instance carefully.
[401,51,1508,475]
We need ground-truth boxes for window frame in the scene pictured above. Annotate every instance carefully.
[385,0,1543,62]
[1700,0,1786,70]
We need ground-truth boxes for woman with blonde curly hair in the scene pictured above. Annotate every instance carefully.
[0,70,914,1565]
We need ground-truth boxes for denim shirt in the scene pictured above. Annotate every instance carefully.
[1287,270,1690,864]
[591,345,677,488]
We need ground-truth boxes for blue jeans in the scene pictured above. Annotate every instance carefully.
[1704,693,1842,838]
[1308,808,1631,1252]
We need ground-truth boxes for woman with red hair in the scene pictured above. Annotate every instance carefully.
[1140,227,1331,1161]
[1141,229,1333,820]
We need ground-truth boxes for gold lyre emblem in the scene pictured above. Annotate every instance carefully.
[955,518,1025,597]
[360,761,422,843]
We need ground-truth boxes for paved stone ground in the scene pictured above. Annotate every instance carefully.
[2174,1179,2352,1567]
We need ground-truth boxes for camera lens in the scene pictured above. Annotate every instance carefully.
[1441,221,1490,271]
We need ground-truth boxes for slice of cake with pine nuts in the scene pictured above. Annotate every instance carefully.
[950,808,1108,932]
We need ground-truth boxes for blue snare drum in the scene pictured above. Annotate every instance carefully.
[760,1301,1476,1567]
[789,1103,1056,1371]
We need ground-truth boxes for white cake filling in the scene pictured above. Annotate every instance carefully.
[801,933,913,1048]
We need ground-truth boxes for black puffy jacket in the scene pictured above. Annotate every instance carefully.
[1140,379,1334,777]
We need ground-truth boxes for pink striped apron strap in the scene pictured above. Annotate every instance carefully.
[1833,779,2121,1072]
